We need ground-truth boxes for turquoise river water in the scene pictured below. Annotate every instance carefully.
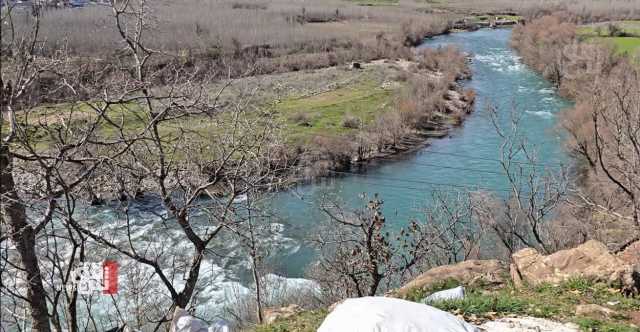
[266,28,573,277]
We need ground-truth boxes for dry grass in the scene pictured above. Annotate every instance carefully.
[433,0,640,22]
[3,0,637,104]
[3,0,455,56]
[4,0,638,57]
[1,0,459,103]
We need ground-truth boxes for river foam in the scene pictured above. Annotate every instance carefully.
[525,110,555,119]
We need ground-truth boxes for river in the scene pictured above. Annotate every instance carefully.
[266,28,573,278]
[78,28,573,320]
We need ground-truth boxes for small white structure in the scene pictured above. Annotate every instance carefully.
[318,296,478,332]
[422,286,466,303]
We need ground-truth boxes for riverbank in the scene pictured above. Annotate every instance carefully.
[252,52,475,182]
[1,0,525,106]
[10,49,474,203]
[6,3,517,204]
[511,15,640,248]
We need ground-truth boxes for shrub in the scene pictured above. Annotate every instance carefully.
[511,15,578,87]
[401,17,452,46]
[342,116,361,129]
[290,112,313,126]
[607,23,626,37]
[231,2,268,10]
[415,46,467,79]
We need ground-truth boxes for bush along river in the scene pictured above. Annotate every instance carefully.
[79,28,573,319]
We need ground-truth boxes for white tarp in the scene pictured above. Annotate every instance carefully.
[422,286,466,303]
[170,308,231,332]
[318,296,478,332]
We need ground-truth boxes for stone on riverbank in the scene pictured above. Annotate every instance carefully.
[510,240,639,293]
[575,304,617,321]
[396,259,509,298]
[264,304,303,324]
[479,317,580,332]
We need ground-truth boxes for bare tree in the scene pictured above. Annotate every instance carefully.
[472,106,569,256]
[224,193,272,325]
[562,61,640,248]
[0,6,101,331]
[420,190,481,266]
[1,1,289,330]
[310,194,434,300]
[308,187,484,303]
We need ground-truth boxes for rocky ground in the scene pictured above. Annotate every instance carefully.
[253,240,640,332]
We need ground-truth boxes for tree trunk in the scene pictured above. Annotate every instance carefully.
[0,145,51,332]
[175,250,204,308]
[367,273,382,297]
[252,254,264,324]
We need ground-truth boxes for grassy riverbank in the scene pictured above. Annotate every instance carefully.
[5,53,472,182]
[253,278,640,332]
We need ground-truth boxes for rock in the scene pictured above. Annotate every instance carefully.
[396,260,508,297]
[575,304,616,320]
[444,89,473,114]
[494,19,517,27]
[629,310,640,327]
[616,239,640,295]
[618,239,640,266]
[89,193,104,206]
[381,81,400,89]
[444,100,462,114]
[510,240,638,292]
[263,304,302,324]
[479,317,580,332]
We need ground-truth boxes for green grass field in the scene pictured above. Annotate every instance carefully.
[1,102,146,150]
[273,80,395,143]
[578,21,640,58]
[4,76,398,156]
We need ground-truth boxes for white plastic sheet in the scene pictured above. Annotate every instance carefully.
[171,308,231,332]
[423,286,466,303]
[318,296,478,332]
